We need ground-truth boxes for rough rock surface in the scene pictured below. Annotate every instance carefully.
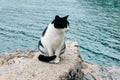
[0,41,120,80]
[82,62,120,80]
[0,50,35,76]
[0,41,83,80]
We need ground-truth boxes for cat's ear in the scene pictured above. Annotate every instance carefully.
[55,15,60,20]
[63,15,69,20]
[52,15,60,24]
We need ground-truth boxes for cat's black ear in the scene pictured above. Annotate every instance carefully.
[55,15,60,20]
[63,15,69,20]
[52,15,60,24]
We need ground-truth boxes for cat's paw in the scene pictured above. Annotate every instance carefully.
[50,58,60,64]
[53,60,60,64]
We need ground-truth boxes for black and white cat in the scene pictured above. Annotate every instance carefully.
[38,15,69,63]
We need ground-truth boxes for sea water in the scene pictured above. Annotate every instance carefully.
[0,0,120,67]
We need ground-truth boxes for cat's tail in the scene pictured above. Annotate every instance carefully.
[38,55,56,62]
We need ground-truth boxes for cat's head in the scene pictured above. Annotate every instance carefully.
[52,15,69,32]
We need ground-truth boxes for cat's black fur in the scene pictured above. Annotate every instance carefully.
[52,15,69,29]
[42,27,48,36]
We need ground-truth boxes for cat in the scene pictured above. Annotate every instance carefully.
[38,15,69,63]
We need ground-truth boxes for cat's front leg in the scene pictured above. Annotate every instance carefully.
[47,47,54,56]
[50,57,60,64]
[51,49,61,64]
[53,56,60,64]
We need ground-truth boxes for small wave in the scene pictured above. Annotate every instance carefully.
[80,46,120,62]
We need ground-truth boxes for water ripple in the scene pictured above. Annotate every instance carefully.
[0,0,120,67]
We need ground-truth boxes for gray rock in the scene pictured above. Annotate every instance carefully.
[82,62,120,80]
[83,73,96,80]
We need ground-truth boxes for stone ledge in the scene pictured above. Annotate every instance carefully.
[0,41,83,80]
[0,41,120,80]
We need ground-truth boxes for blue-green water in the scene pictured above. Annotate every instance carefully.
[0,0,120,67]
